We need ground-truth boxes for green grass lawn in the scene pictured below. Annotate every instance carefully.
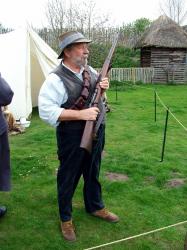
[0,84,187,250]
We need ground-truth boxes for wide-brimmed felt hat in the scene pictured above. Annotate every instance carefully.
[58,31,92,59]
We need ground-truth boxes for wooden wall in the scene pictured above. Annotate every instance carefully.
[141,48,151,67]
[140,47,187,83]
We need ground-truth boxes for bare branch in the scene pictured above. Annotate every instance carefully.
[160,0,187,24]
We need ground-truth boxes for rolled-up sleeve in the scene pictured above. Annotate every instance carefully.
[38,73,68,127]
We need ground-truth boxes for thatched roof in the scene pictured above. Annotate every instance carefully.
[135,15,187,49]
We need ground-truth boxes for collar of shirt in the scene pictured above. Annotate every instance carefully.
[61,61,85,81]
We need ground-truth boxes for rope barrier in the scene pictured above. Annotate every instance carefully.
[155,92,168,110]
[97,85,187,249]
[84,220,187,250]
[155,92,187,132]
[114,83,187,132]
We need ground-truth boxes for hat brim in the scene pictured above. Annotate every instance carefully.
[73,38,92,43]
[58,38,92,59]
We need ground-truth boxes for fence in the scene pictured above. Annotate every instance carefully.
[96,67,154,83]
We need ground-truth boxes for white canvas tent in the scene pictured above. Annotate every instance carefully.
[0,25,59,120]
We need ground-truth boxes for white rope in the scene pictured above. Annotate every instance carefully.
[86,87,187,250]
[169,111,187,132]
[84,220,187,250]
[156,92,187,132]
[155,92,168,110]
[121,84,187,132]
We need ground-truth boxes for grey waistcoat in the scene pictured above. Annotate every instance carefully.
[53,64,98,109]
[53,64,105,132]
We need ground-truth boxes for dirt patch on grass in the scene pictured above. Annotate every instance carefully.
[144,176,156,184]
[165,178,185,188]
[105,172,129,181]
[171,171,183,177]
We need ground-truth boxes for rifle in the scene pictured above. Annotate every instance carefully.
[80,33,119,153]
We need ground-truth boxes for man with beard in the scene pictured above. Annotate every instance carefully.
[38,31,119,241]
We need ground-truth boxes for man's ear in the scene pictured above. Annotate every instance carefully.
[64,46,73,58]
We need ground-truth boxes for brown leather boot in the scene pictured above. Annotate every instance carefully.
[92,208,119,223]
[60,220,76,242]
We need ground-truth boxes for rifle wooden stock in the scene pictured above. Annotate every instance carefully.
[80,120,95,153]
[80,33,119,153]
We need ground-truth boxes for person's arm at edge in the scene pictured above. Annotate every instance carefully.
[0,74,14,106]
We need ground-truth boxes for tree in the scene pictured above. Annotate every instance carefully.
[160,0,187,24]
[0,23,12,34]
[46,0,66,32]
[45,0,67,50]
[45,0,109,36]
[120,18,151,47]
[133,18,151,35]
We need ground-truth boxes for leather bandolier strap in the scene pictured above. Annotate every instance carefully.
[70,66,91,110]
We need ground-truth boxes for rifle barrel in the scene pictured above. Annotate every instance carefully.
[80,33,119,153]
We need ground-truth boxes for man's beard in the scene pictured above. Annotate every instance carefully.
[72,56,88,67]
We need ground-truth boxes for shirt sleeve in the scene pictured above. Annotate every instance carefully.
[0,74,14,106]
[38,73,68,127]
[89,66,99,76]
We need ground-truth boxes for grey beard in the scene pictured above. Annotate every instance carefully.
[73,56,88,67]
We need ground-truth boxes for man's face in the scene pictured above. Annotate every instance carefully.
[65,43,89,67]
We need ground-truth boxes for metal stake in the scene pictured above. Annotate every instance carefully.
[115,82,118,101]
[154,90,157,122]
[160,108,169,162]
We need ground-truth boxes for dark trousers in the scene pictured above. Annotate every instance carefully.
[0,131,11,191]
[57,125,105,222]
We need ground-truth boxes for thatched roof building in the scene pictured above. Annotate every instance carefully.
[135,15,187,83]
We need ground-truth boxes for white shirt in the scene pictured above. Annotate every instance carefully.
[38,63,97,127]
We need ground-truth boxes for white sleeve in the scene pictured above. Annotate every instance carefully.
[89,66,99,75]
[38,73,68,127]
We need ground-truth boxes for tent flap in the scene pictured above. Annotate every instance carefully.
[0,25,59,119]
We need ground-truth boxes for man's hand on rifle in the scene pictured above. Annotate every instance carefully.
[99,77,109,95]
[80,107,100,121]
